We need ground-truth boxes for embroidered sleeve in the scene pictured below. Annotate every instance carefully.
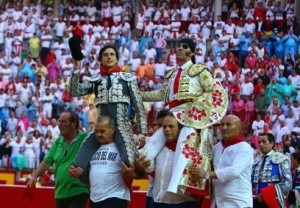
[69,70,94,96]
[141,79,168,102]
[278,158,292,194]
[180,69,229,129]
[129,77,147,134]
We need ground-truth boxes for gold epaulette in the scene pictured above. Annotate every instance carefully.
[165,69,176,79]
[188,64,209,77]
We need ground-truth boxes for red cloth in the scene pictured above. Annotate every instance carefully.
[261,185,279,208]
[221,134,244,150]
[165,140,177,151]
[168,100,188,109]
[173,68,182,94]
[100,66,122,75]
[20,184,36,202]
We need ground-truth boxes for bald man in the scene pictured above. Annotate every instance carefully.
[190,115,254,207]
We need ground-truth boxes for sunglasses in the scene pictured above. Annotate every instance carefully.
[178,43,190,49]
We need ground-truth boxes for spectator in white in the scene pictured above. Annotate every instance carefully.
[275,119,290,150]
[271,108,285,133]
[119,19,131,35]
[213,15,225,36]
[143,42,156,64]
[41,88,54,119]
[293,120,300,136]
[180,1,191,21]
[188,17,201,38]
[13,29,23,58]
[190,115,253,208]
[162,18,171,39]
[286,111,297,133]
[23,136,35,168]
[40,29,52,64]
[82,19,93,35]
[285,0,295,19]
[9,135,23,167]
[47,118,60,139]
[0,64,11,84]
[118,43,130,66]
[274,1,284,20]
[265,1,275,20]
[252,114,264,136]
[291,101,300,120]
[244,17,256,34]
[154,57,167,77]
[245,3,255,20]
[12,5,23,22]
[143,2,155,20]
[19,81,32,105]
[32,129,41,168]
[128,51,141,75]
[53,17,66,39]
[69,10,80,22]
[86,2,97,21]
[144,16,154,37]
[195,32,207,56]
[288,69,300,85]
[62,58,74,78]
[58,48,69,67]
[224,18,236,37]
[52,38,66,61]
[228,2,240,19]
[6,111,18,138]
[219,30,230,49]
[111,0,123,23]
[136,8,145,36]
[240,76,254,99]
[110,21,120,40]
[100,2,113,22]
[153,19,164,39]
[122,6,132,22]
[194,48,205,64]
[200,15,212,39]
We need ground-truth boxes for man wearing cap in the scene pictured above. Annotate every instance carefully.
[140,38,228,197]
[252,133,292,208]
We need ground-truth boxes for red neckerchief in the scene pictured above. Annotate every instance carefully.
[100,66,121,75]
[221,134,244,151]
[165,140,177,151]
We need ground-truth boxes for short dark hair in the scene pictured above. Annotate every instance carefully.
[98,44,119,62]
[291,152,300,163]
[65,110,79,129]
[156,109,169,120]
[96,115,116,128]
[163,112,183,129]
[260,133,275,146]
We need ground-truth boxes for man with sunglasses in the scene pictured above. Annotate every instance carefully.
[140,38,228,202]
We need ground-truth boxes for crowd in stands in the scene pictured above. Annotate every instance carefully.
[0,0,299,171]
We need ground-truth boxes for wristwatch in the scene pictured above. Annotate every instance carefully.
[205,171,210,180]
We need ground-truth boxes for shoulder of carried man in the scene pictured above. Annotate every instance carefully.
[187,64,209,77]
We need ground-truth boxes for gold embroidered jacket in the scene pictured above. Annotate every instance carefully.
[142,63,228,129]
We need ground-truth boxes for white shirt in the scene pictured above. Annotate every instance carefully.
[240,82,254,96]
[252,120,264,136]
[54,21,66,37]
[152,147,195,204]
[275,125,290,143]
[47,125,60,140]
[90,143,130,203]
[213,141,253,207]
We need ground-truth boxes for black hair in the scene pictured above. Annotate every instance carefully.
[156,109,169,120]
[64,110,79,129]
[291,152,300,163]
[98,44,119,62]
[260,133,275,147]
